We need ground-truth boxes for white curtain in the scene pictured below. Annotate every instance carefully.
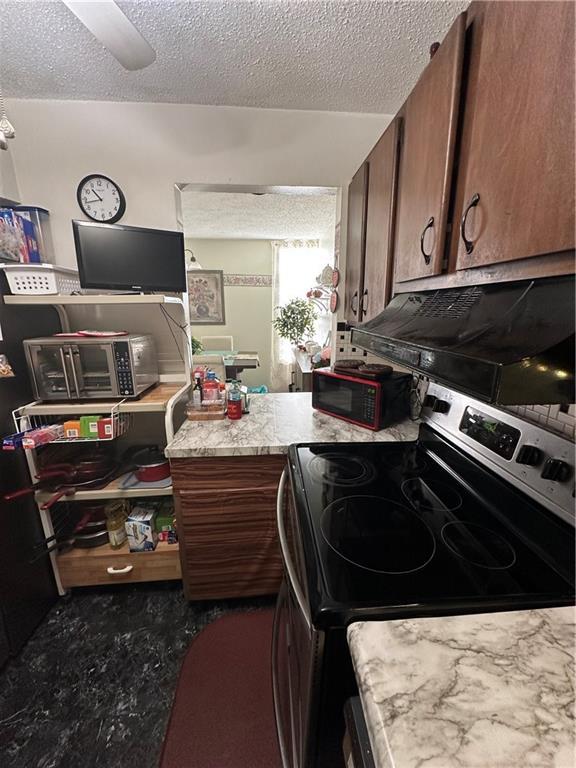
[270,240,331,392]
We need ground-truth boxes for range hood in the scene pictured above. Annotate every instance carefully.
[351,276,575,405]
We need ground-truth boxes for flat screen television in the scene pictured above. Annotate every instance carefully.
[72,220,186,292]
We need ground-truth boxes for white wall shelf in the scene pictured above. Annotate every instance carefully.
[3,294,183,306]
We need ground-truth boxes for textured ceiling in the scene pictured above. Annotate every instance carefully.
[0,0,468,113]
[182,190,337,240]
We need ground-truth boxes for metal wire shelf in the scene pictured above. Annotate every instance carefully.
[8,400,131,449]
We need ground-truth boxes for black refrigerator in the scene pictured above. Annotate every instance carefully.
[0,271,60,667]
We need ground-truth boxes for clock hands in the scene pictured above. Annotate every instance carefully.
[89,189,103,202]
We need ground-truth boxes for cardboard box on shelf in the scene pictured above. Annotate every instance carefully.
[126,504,158,552]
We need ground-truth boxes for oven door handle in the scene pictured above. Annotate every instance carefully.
[276,468,311,629]
[271,581,292,768]
[68,346,84,398]
[58,347,73,399]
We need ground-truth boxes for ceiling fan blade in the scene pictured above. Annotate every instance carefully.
[62,0,156,71]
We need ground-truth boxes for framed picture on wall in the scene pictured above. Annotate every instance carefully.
[187,269,226,325]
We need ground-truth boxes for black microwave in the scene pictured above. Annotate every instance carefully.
[311,368,412,430]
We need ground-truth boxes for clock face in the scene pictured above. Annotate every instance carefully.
[77,175,126,223]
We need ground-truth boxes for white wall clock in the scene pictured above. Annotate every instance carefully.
[77,174,126,223]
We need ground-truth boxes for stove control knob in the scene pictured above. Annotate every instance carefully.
[515,445,543,466]
[423,395,438,409]
[432,399,451,414]
[540,458,571,482]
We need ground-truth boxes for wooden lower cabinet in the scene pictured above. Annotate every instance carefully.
[171,455,285,600]
[57,541,181,588]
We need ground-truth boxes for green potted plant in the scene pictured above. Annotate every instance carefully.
[191,337,203,355]
[273,298,318,347]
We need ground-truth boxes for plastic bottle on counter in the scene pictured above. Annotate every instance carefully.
[202,371,220,403]
[227,380,243,420]
[191,372,203,407]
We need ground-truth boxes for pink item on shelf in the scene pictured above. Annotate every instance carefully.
[52,330,129,337]
[21,424,64,449]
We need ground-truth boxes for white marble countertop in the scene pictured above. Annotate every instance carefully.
[348,607,575,768]
[165,392,418,457]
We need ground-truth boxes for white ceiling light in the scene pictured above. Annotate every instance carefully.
[61,0,156,71]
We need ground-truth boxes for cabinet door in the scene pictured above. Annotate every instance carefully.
[361,119,401,321]
[178,487,283,600]
[344,162,369,323]
[394,13,466,283]
[452,2,575,271]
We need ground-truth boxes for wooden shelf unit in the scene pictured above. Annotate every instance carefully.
[19,383,187,416]
[35,477,174,505]
[8,285,191,593]
[57,540,181,588]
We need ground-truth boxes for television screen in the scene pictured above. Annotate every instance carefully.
[73,220,186,292]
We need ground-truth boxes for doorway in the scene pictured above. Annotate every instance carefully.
[176,185,339,391]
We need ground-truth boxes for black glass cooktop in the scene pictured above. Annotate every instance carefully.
[288,426,575,627]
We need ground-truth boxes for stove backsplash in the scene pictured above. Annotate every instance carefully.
[334,328,382,365]
[334,327,575,440]
[504,403,575,441]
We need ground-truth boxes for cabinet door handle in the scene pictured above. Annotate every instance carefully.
[106,565,133,575]
[351,290,359,316]
[361,289,368,318]
[420,217,434,265]
[460,192,480,254]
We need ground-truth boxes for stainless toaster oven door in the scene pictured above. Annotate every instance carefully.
[25,342,77,400]
[68,343,118,399]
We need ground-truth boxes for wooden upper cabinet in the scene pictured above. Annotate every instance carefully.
[344,162,369,323]
[361,119,401,322]
[452,1,575,271]
[394,13,466,283]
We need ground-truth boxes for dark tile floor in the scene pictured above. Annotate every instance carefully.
[0,583,273,768]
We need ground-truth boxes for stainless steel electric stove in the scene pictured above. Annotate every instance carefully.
[272,383,575,768]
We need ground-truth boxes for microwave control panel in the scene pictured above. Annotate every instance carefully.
[361,387,378,425]
[114,341,134,396]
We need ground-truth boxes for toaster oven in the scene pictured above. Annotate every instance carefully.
[23,334,158,401]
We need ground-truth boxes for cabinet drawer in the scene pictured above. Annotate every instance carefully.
[170,455,285,491]
[57,542,181,588]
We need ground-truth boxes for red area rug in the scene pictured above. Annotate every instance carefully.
[160,609,281,768]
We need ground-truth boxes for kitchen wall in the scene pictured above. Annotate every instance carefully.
[5,98,391,268]
[186,238,273,389]
[0,147,20,204]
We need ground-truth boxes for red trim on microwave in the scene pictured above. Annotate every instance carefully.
[312,368,383,430]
